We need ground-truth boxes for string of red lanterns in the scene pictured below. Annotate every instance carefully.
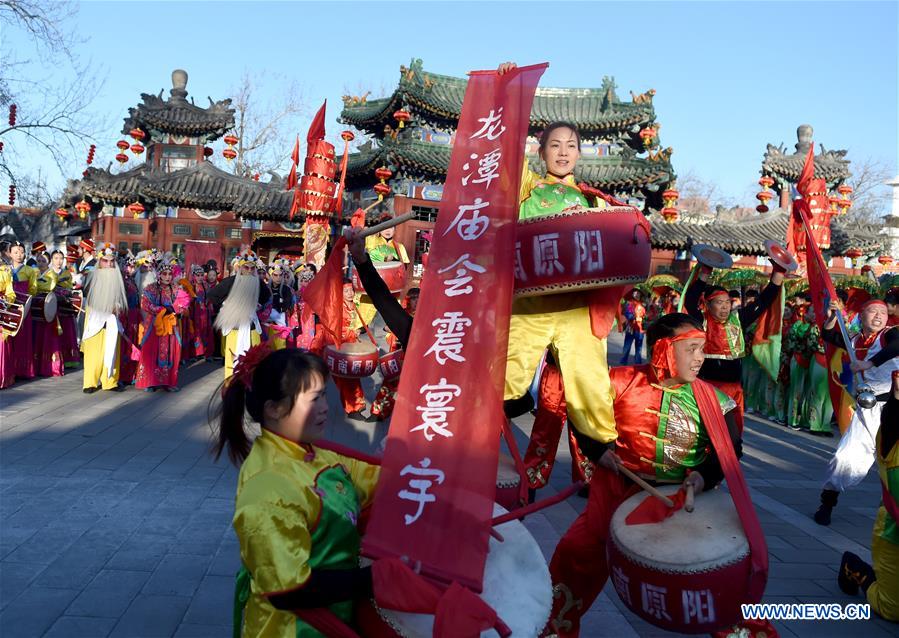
[374,166,392,202]
[660,185,679,223]
[115,139,129,164]
[8,184,15,206]
[756,175,775,213]
[223,134,239,162]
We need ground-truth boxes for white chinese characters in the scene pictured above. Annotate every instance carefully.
[398,458,445,525]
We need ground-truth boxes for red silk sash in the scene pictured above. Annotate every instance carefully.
[361,63,547,591]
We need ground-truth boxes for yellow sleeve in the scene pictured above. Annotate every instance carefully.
[36,271,57,293]
[233,473,316,594]
[397,243,410,265]
[364,235,381,252]
[27,267,38,295]
[57,271,73,290]
[519,156,539,204]
[345,458,381,508]
[0,269,14,303]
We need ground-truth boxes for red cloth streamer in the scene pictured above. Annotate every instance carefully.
[350,207,366,229]
[625,486,687,525]
[307,101,327,143]
[361,62,547,592]
[290,135,301,166]
[434,582,510,638]
[285,163,297,191]
[301,236,348,347]
[649,328,705,383]
[693,378,768,604]
[334,139,351,215]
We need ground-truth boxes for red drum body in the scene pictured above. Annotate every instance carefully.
[57,290,83,316]
[495,452,523,511]
[377,349,404,382]
[607,486,757,634]
[324,342,379,378]
[0,297,29,336]
[352,261,406,295]
[31,293,57,322]
[513,206,651,298]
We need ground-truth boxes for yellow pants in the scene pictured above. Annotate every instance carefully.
[868,513,899,621]
[82,329,120,390]
[505,294,616,444]
[266,326,287,352]
[224,330,261,380]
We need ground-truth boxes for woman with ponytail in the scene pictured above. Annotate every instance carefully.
[213,345,386,637]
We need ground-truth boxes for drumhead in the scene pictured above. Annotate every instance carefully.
[43,294,58,321]
[496,453,521,488]
[373,504,552,637]
[329,341,378,355]
[610,485,748,573]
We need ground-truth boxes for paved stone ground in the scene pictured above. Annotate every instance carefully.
[1,333,897,637]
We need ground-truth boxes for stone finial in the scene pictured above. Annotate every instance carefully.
[170,69,188,102]
[795,124,813,154]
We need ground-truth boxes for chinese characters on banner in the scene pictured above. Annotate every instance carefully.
[362,63,547,591]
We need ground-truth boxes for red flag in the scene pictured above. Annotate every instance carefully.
[288,188,301,221]
[301,236,347,346]
[290,135,300,166]
[796,143,815,196]
[334,143,350,215]
[625,487,687,525]
[362,63,547,591]
[285,163,297,191]
[350,207,366,229]
[307,100,327,143]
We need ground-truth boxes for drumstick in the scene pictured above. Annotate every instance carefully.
[685,483,695,513]
[618,465,675,508]
[344,212,415,240]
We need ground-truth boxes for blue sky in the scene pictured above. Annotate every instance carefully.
[6,1,897,205]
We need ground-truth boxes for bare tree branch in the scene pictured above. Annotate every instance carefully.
[844,155,892,223]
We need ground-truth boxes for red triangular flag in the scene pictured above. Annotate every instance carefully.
[625,487,687,525]
[288,188,301,221]
[290,135,300,166]
[301,236,347,346]
[350,207,366,229]
[796,142,815,197]
[307,100,327,144]
[285,163,297,191]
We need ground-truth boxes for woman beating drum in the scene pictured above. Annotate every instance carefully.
[546,312,774,638]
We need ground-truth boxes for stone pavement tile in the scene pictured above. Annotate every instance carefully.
[142,554,209,597]
[181,574,234,626]
[764,578,832,596]
[2,525,82,566]
[770,548,843,564]
[173,623,233,637]
[43,615,118,638]
[579,609,641,637]
[0,561,47,611]
[0,585,80,638]
[109,594,190,638]
[207,541,240,578]
[105,535,171,572]
[66,569,150,618]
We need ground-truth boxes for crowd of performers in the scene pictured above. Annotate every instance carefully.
[3,117,898,636]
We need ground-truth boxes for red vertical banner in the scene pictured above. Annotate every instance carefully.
[362,63,547,591]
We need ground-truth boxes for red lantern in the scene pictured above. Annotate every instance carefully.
[0,141,4,153]
[639,127,655,147]
[837,199,852,215]
[130,143,144,155]
[373,182,391,201]
[75,199,90,219]
[129,128,145,141]
[222,148,237,161]
[662,188,679,207]
[878,254,892,266]
[845,247,863,259]
[203,146,213,157]
[375,166,393,183]
[837,184,853,197]
[758,175,774,189]
[128,201,145,219]
[116,140,129,151]
[393,109,411,129]
[341,130,355,142]
[223,134,239,147]
[861,264,872,274]
[661,207,678,223]
[55,207,69,221]
[755,190,773,213]
[115,153,128,164]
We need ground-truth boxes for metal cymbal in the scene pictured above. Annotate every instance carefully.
[691,244,733,270]
[764,239,799,273]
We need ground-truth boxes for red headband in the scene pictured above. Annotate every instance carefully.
[650,328,706,383]
[705,290,729,302]
[861,299,887,311]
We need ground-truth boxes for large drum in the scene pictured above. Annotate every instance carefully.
[377,349,404,382]
[353,261,407,295]
[56,290,82,316]
[607,486,756,634]
[495,453,524,511]
[513,205,651,298]
[362,504,553,637]
[0,296,30,337]
[31,293,57,322]
[324,342,379,378]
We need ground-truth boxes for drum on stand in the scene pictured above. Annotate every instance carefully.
[31,293,57,322]
[352,261,407,295]
[513,205,652,298]
[362,504,553,637]
[324,342,379,378]
[377,349,404,383]
[607,485,757,634]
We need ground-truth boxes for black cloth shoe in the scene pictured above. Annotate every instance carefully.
[83,387,98,394]
[364,413,382,423]
[347,411,366,422]
[109,384,125,392]
[814,489,839,526]
[839,551,875,595]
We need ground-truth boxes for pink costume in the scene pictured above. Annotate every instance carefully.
[135,282,186,390]
[9,264,37,378]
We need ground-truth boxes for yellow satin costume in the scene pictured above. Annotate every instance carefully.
[868,427,899,620]
[233,430,379,637]
[356,235,410,328]
[505,161,617,445]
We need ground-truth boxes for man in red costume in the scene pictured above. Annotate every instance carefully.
[546,312,749,637]
[684,262,785,434]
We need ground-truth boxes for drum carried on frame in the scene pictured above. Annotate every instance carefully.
[352,261,407,295]
[56,289,83,316]
[30,293,58,322]
[377,349,404,383]
[607,485,760,634]
[0,295,31,337]
[513,205,652,298]
[324,342,379,378]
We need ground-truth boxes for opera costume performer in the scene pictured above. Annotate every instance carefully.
[0,260,18,388]
[47,249,82,368]
[8,241,38,379]
[208,252,272,380]
[81,245,129,393]
[546,313,744,636]
[266,259,295,351]
[136,257,191,392]
[118,253,142,385]
[814,299,899,525]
